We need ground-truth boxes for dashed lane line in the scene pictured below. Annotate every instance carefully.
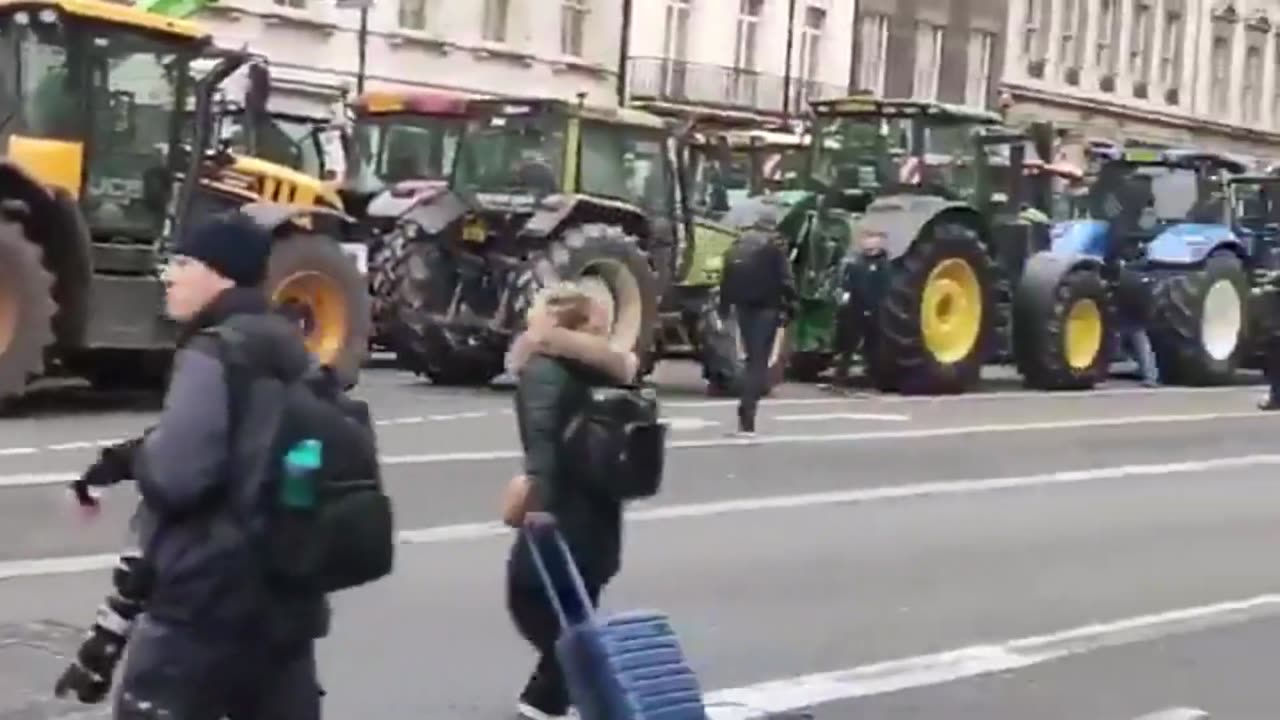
[2,450,1280,579]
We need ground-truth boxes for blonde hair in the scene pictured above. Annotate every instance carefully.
[528,282,595,331]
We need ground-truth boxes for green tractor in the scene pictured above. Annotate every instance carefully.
[374,97,680,384]
[785,96,1091,393]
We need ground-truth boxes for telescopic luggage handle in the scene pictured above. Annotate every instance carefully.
[521,513,595,630]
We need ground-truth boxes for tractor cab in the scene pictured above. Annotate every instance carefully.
[342,90,469,221]
[1226,171,1280,260]
[1058,146,1247,264]
[0,0,215,241]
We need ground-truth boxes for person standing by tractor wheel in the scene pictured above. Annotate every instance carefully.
[717,209,797,438]
[830,238,890,391]
[1115,262,1159,388]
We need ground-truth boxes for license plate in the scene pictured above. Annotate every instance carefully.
[462,219,486,243]
[341,243,368,275]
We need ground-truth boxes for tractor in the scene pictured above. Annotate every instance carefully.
[338,90,470,345]
[1016,145,1257,388]
[0,0,371,400]
[776,95,1011,392]
[1232,169,1280,361]
[374,97,677,385]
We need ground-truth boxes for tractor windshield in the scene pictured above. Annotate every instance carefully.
[347,113,464,188]
[579,121,673,215]
[0,8,79,143]
[1086,161,1222,226]
[221,111,332,178]
[810,117,891,191]
[83,30,192,237]
[452,110,566,200]
[1229,180,1280,233]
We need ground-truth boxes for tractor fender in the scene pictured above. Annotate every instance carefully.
[1046,219,1109,259]
[398,190,469,235]
[1144,224,1244,267]
[238,201,355,238]
[365,181,449,221]
[519,195,651,244]
[852,194,988,262]
[0,160,91,347]
[1015,251,1103,318]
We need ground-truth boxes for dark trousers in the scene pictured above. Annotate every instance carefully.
[832,304,876,386]
[733,305,780,432]
[113,616,321,720]
[506,568,605,715]
[1265,333,1280,400]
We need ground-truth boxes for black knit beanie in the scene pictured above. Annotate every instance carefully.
[173,213,273,288]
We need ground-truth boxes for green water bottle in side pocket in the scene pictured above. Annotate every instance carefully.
[281,439,323,509]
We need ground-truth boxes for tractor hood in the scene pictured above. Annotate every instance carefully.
[364,179,450,219]
[1048,220,1108,259]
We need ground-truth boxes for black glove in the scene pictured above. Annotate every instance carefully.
[54,625,126,704]
[71,436,146,508]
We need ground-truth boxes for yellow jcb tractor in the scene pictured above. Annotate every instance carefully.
[0,0,371,400]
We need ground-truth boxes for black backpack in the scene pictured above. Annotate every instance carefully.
[720,231,781,306]
[202,325,395,595]
[564,385,667,501]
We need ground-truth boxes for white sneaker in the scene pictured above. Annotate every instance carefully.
[516,701,573,720]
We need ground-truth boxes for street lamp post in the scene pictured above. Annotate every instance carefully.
[335,0,372,95]
[781,0,797,117]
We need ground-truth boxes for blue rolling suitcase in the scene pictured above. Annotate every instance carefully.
[523,514,709,720]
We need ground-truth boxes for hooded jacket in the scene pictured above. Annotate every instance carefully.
[507,326,638,586]
[132,288,328,643]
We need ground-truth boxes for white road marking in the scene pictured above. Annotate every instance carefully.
[664,417,723,431]
[774,412,910,422]
[0,410,1272,485]
[2,451,1277,579]
[1130,709,1211,720]
[701,595,1279,719]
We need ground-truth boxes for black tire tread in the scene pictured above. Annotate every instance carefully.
[0,221,56,401]
[1149,254,1249,386]
[1014,267,1110,391]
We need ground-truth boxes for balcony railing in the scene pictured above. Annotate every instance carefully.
[626,57,846,116]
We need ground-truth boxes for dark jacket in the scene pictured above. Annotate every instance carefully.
[506,327,638,587]
[132,288,329,643]
[718,229,798,316]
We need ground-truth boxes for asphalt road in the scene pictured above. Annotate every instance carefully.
[0,359,1278,719]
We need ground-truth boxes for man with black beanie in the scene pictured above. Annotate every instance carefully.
[54,212,328,720]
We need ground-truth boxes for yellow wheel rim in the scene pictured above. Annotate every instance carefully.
[920,257,982,364]
[1063,297,1103,370]
[271,271,349,364]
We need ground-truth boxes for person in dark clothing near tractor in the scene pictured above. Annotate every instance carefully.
[830,233,891,390]
[1115,260,1159,388]
[500,283,640,720]
[54,214,329,720]
[718,208,797,437]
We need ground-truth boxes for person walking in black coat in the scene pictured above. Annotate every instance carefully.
[499,283,639,720]
[718,208,797,436]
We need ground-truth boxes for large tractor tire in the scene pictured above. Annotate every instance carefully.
[0,222,56,401]
[523,223,660,362]
[368,225,411,342]
[390,240,503,386]
[267,233,372,388]
[1149,253,1250,385]
[1013,265,1111,390]
[872,221,996,395]
[697,299,791,396]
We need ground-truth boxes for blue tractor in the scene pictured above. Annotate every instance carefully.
[1014,146,1254,388]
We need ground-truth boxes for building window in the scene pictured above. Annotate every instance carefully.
[1022,0,1041,58]
[1129,0,1153,84]
[966,30,995,106]
[274,0,305,9]
[857,13,890,94]
[398,0,426,30]
[1272,40,1280,126]
[561,0,589,56]
[797,5,826,93]
[482,0,509,42]
[1058,0,1081,73]
[1244,45,1263,124]
[1159,11,1183,89]
[1211,35,1230,111]
[1096,0,1119,75]
[734,0,762,71]
[913,21,944,100]
[662,0,692,96]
